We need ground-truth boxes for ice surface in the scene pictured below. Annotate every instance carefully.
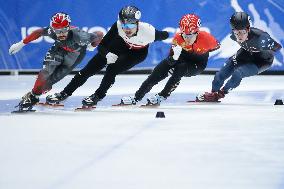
[0,75,284,189]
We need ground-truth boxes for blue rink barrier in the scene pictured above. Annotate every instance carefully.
[1,0,283,71]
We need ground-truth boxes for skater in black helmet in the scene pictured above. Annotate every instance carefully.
[9,12,103,112]
[47,6,169,107]
[197,12,282,102]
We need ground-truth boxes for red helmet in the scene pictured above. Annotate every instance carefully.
[50,12,71,29]
[179,14,201,34]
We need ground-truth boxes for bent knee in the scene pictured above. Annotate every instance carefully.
[231,70,243,81]
[214,71,226,81]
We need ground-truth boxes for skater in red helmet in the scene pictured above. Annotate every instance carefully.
[119,14,220,106]
[9,12,103,111]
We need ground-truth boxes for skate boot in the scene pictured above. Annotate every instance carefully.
[46,92,69,104]
[196,89,226,102]
[146,94,165,105]
[16,91,39,111]
[120,96,137,105]
[82,93,101,107]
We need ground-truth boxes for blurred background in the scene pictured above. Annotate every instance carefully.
[0,0,283,73]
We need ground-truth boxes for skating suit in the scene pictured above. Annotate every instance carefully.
[24,27,99,94]
[229,27,282,71]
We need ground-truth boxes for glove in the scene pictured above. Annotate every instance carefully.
[9,40,26,55]
[87,31,104,51]
[172,45,182,60]
[106,52,118,64]
[86,43,96,51]
[93,31,103,44]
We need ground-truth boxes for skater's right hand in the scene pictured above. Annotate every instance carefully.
[9,40,25,55]
[106,52,118,64]
[172,45,183,60]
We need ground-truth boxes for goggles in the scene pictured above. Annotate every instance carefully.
[182,32,198,39]
[121,23,137,29]
[233,29,248,36]
[53,27,70,34]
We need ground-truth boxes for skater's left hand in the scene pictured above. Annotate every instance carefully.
[87,43,96,51]
[9,40,25,55]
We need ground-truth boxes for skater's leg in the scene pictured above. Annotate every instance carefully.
[135,59,172,101]
[223,63,259,92]
[62,53,106,96]
[212,58,235,92]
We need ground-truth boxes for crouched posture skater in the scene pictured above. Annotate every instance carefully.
[9,12,103,111]
[197,12,282,102]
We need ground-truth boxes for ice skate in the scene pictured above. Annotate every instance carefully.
[82,93,101,107]
[141,94,165,107]
[113,96,137,106]
[46,92,68,104]
[195,90,225,102]
[12,91,39,113]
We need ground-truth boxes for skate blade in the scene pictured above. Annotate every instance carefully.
[112,103,135,107]
[75,106,96,111]
[37,102,64,107]
[187,100,221,103]
[11,109,36,114]
[140,104,160,108]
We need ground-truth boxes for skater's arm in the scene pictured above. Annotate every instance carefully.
[164,34,182,65]
[208,36,220,52]
[23,28,46,44]
[154,30,169,41]
[97,23,117,57]
[84,31,104,51]
[202,32,221,52]
[258,32,282,52]
[271,40,282,52]
[89,31,104,47]
[9,28,47,55]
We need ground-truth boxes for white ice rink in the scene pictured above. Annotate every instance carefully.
[0,74,284,189]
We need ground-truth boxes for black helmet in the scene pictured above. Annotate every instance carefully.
[230,12,250,30]
[118,5,141,23]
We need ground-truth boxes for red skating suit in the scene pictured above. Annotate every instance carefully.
[172,31,219,55]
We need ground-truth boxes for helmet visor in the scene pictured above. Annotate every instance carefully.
[121,23,137,29]
[53,27,70,34]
